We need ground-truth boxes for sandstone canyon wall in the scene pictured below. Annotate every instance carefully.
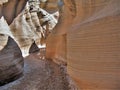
[0,0,27,25]
[46,0,120,89]
[0,0,120,89]
[0,0,59,85]
[0,0,27,86]
[0,0,59,57]
[46,0,74,64]
[40,0,59,13]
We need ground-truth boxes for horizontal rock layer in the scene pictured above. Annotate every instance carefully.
[46,0,120,89]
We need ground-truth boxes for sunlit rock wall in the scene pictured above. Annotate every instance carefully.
[0,0,59,57]
[10,11,41,57]
[40,0,59,13]
[46,0,120,89]
[9,7,58,57]
[0,0,8,5]
[0,34,8,50]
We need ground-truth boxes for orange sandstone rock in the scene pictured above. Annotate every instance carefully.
[46,0,120,89]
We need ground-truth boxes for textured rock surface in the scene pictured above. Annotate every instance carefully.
[40,0,59,13]
[1,0,120,89]
[46,0,120,89]
[67,16,120,89]
[46,0,74,63]
[0,37,24,86]
[0,34,8,50]
[29,42,39,53]
[0,0,27,24]
[0,49,78,90]
[0,0,59,57]
[0,0,26,86]
[0,0,59,86]
[10,12,41,57]
[7,1,58,57]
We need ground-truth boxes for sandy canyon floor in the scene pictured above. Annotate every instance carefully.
[0,48,77,90]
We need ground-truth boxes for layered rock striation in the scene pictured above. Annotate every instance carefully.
[46,0,120,89]
[0,0,59,86]
[0,0,59,57]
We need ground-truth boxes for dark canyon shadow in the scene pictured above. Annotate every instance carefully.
[0,37,24,86]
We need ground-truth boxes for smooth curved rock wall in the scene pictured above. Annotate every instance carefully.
[46,0,75,63]
[0,37,24,86]
[46,0,120,89]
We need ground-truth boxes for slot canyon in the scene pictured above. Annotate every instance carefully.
[0,0,120,90]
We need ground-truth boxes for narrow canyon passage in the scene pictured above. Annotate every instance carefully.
[0,0,120,89]
[0,48,77,90]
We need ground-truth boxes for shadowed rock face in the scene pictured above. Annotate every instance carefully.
[29,42,39,53]
[0,37,24,86]
[46,0,75,63]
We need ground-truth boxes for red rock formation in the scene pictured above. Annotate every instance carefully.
[46,0,75,63]
[46,0,120,89]
[0,37,24,86]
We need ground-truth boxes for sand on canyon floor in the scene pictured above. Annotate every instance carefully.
[0,48,78,90]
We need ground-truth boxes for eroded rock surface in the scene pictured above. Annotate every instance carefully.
[0,0,60,87]
[0,49,77,90]
[0,0,27,25]
[1,0,120,89]
[0,0,59,57]
[29,42,39,53]
[40,0,59,13]
[0,37,24,86]
[0,34,8,50]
